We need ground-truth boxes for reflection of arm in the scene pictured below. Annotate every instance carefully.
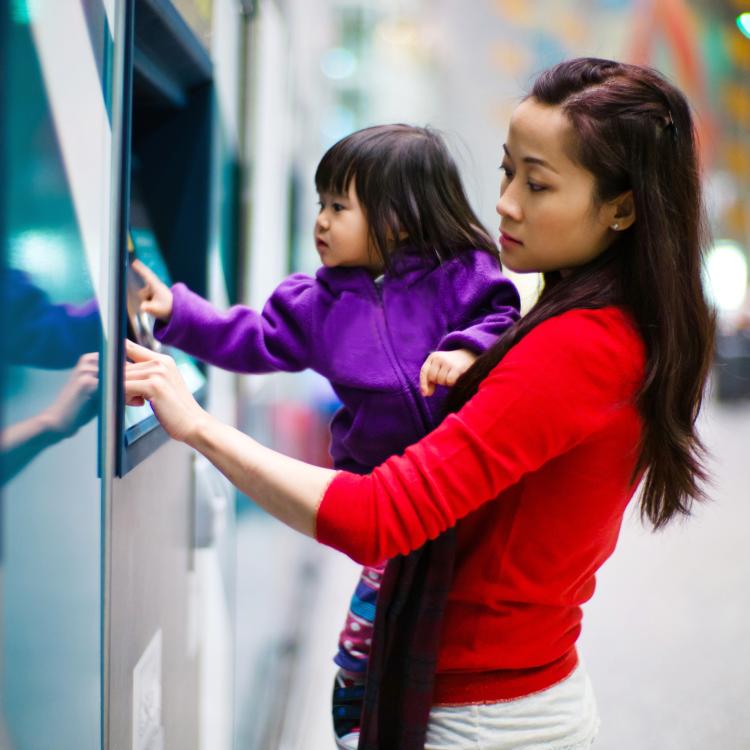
[0,413,61,483]
[6,269,100,368]
[316,309,644,565]
[0,354,98,483]
[153,276,316,373]
[437,253,520,353]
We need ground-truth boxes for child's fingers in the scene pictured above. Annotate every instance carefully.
[131,259,160,287]
[140,300,162,316]
[443,367,459,386]
[137,284,154,301]
[419,356,431,395]
[419,355,439,397]
[433,361,450,386]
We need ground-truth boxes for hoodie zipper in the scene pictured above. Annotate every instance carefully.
[370,277,436,435]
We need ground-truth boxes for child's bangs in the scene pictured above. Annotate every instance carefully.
[314,144,359,197]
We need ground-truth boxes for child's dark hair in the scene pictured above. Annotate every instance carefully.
[448,57,716,530]
[314,124,497,270]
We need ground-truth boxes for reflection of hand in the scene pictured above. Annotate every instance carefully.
[43,352,99,437]
[419,348,478,397]
[124,340,206,443]
[131,259,173,322]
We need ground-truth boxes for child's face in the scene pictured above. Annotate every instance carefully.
[315,181,382,273]
[496,97,620,275]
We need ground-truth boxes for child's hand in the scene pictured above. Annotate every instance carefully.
[131,259,173,321]
[419,348,478,397]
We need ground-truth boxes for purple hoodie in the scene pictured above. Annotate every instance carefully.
[155,249,520,472]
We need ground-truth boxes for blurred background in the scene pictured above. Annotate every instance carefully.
[1,1,749,749]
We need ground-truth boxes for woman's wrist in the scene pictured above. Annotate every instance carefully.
[184,408,219,451]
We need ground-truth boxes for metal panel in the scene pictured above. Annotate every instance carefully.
[108,439,199,749]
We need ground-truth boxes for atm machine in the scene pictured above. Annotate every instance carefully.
[1,1,241,748]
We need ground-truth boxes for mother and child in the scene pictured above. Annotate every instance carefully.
[127,57,715,750]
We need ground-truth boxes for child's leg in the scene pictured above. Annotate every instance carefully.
[331,562,385,747]
[332,669,366,750]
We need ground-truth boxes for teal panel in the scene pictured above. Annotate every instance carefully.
[1,6,105,749]
[216,117,241,305]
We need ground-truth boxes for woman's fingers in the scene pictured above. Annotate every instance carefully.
[125,339,159,363]
[122,342,203,442]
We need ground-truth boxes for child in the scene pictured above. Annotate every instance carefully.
[132,123,520,749]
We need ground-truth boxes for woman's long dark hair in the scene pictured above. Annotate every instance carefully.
[314,124,497,270]
[447,58,716,529]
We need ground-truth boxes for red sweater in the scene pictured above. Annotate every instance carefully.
[316,307,646,705]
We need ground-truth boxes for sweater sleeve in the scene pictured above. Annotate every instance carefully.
[153,274,316,373]
[316,308,644,565]
[437,252,521,354]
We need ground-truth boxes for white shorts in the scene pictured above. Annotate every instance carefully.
[424,662,600,750]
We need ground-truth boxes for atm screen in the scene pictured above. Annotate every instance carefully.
[124,226,206,445]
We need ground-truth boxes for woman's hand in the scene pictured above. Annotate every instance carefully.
[125,339,334,539]
[419,348,478,397]
[124,340,208,443]
[130,259,173,321]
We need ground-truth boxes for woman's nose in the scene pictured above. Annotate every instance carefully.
[496,189,521,222]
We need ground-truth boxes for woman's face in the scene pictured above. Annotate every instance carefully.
[496,97,618,274]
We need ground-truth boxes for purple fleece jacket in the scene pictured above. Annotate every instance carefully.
[155,248,520,472]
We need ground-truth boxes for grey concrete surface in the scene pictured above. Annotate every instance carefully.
[580,397,750,750]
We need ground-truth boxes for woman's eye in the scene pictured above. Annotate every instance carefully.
[499,165,513,179]
[527,182,546,193]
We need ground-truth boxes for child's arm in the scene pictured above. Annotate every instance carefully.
[132,261,314,373]
[436,251,521,355]
[420,252,521,396]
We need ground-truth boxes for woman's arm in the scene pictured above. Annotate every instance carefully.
[125,308,644,562]
[188,416,335,537]
[124,341,336,537]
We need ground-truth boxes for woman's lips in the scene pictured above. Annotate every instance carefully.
[499,231,523,248]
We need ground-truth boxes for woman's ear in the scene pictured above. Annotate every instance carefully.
[603,190,636,232]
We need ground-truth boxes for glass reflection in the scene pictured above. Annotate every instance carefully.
[0,6,103,749]
[1,267,100,484]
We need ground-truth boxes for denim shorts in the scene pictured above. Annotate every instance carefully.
[424,662,600,750]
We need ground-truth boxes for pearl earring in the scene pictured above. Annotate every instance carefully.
[612,223,620,230]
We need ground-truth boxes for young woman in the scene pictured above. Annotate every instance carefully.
[124,58,715,750]
[132,123,519,749]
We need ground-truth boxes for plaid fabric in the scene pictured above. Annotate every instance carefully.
[357,528,457,750]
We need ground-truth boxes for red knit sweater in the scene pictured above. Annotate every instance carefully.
[316,307,646,705]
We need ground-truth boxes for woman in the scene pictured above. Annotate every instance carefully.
[125,58,715,749]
